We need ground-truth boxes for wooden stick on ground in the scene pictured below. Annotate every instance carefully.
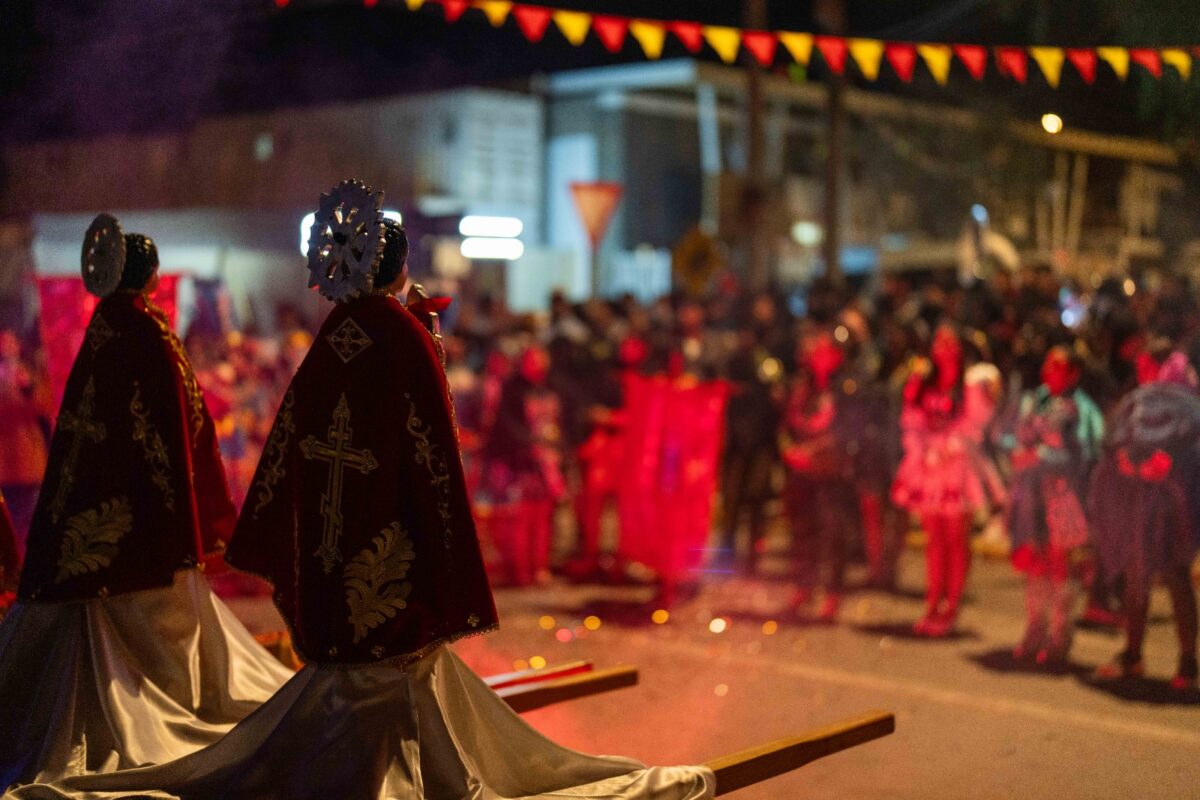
[485,660,593,690]
[705,710,895,796]
[499,665,639,714]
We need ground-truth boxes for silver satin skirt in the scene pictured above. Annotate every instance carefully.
[0,569,294,788]
[6,646,714,800]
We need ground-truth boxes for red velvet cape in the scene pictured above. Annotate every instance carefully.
[227,295,498,665]
[18,293,236,602]
[0,492,19,593]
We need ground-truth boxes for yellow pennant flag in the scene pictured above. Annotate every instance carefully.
[405,0,424,9]
[703,26,741,64]
[1097,46,1130,80]
[779,32,814,65]
[1029,46,1065,88]
[847,38,885,80]
[554,10,592,46]
[476,0,511,27]
[1163,48,1192,81]
[629,20,667,60]
[917,43,952,85]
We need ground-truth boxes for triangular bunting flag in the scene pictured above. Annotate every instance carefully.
[815,36,848,74]
[364,0,378,8]
[1066,48,1097,84]
[1162,48,1192,81]
[553,10,591,46]
[668,21,704,53]
[440,0,469,23]
[884,42,917,82]
[405,0,424,8]
[592,15,628,53]
[918,43,953,85]
[476,0,512,27]
[704,26,742,64]
[742,31,778,67]
[1097,46,1129,80]
[1129,48,1162,78]
[779,32,814,65]
[629,20,667,60]
[996,46,1028,83]
[951,44,987,80]
[848,38,885,80]
[512,5,552,42]
[1029,46,1065,88]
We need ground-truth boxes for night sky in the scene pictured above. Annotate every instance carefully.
[1,1,1197,145]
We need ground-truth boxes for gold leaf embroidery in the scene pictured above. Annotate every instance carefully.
[50,377,107,523]
[130,382,175,511]
[55,497,133,583]
[86,313,116,352]
[252,390,295,518]
[145,297,205,437]
[344,522,415,644]
[406,396,454,548]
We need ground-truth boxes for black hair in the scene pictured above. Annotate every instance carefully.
[376,220,409,289]
[117,233,159,291]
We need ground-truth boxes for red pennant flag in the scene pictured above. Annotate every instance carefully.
[440,0,469,22]
[512,5,553,42]
[952,44,988,80]
[884,42,917,82]
[742,31,778,67]
[815,36,848,74]
[592,15,628,53]
[1129,48,1162,78]
[669,20,704,53]
[996,46,1028,83]
[1065,48,1097,84]
[363,0,378,7]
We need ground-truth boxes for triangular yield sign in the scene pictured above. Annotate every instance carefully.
[570,182,624,248]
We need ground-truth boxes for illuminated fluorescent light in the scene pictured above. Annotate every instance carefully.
[299,209,402,257]
[458,215,523,239]
[460,237,525,261]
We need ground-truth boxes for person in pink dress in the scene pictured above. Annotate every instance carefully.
[892,325,1005,637]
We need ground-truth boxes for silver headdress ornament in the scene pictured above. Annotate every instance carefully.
[81,213,127,298]
[305,179,387,303]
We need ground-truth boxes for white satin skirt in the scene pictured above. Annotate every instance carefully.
[0,569,294,789]
[6,646,715,800]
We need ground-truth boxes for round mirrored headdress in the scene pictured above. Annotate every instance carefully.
[81,213,127,298]
[305,180,387,303]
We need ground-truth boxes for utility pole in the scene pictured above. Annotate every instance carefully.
[743,0,769,292]
[816,0,846,289]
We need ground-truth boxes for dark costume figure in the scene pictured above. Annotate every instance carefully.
[15,183,712,800]
[0,216,290,790]
[1089,369,1200,689]
[892,326,1005,637]
[781,330,858,622]
[998,347,1103,665]
[477,346,565,586]
[0,491,18,609]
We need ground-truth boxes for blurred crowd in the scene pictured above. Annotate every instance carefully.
[3,263,1200,683]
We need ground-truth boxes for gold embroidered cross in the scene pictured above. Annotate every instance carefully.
[50,377,107,522]
[300,393,378,573]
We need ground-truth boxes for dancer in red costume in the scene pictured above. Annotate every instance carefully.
[892,325,1005,637]
[0,216,291,790]
[8,182,713,800]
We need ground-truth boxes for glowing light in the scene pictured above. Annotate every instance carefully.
[529,655,547,670]
[714,684,729,697]
[708,617,728,634]
[834,325,849,343]
[583,615,602,631]
[299,209,401,257]
[970,203,989,225]
[761,620,778,636]
[512,659,529,671]
[651,609,670,624]
[538,615,556,630]
[459,215,524,238]
[791,221,823,247]
[1123,278,1136,296]
[555,628,574,643]
[460,237,525,261]
[1041,113,1064,135]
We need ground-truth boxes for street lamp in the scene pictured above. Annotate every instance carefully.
[1041,113,1064,135]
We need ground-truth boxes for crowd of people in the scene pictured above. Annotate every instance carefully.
[3,262,1199,689]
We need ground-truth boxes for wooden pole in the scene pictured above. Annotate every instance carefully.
[817,0,847,289]
[499,665,639,714]
[706,710,895,796]
[743,0,769,291]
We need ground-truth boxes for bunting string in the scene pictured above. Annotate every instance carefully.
[306,0,1200,88]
